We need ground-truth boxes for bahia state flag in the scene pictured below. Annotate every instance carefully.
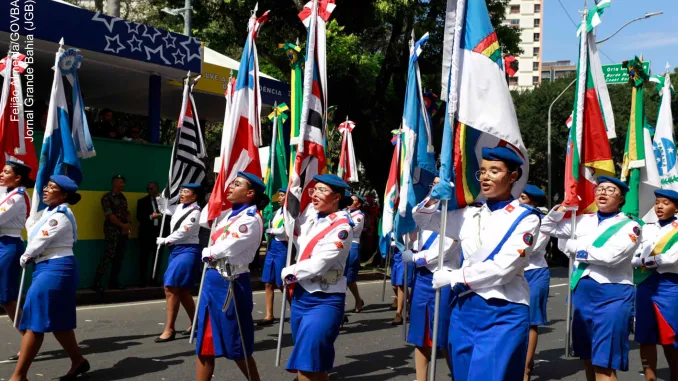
[381,131,401,243]
[433,0,528,207]
[30,44,82,221]
[395,32,437,237]
[651,68,678,190]
[337,119,358,183]
[562,1,616,215]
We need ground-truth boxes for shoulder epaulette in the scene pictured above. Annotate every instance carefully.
[246,207,257,217]
[193,204,201,210]
[345,211,356,227]
[56,205,68,213]
[16,187,25,195]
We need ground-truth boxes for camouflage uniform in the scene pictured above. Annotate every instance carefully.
[95,191,130,289]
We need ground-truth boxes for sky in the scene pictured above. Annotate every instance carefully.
[542,0,677,75]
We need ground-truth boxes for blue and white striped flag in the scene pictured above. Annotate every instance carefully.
[61,48,96,159]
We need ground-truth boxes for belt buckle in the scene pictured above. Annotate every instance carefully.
[320,279,329,290]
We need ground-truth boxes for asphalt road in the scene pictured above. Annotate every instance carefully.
[0,267,671,380]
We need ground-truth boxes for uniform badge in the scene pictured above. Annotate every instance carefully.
[672,221,678,229]
[505,204,515,213]
[334,242,344,249]
[357,217,363,223]
[523,233,534,246]
[190,218,196,223]
[338,230,348,240]
[633,226,641,236]
[0,208,5,212]
[184,226,190,231]
[7,198,15,205]
[42,230,49,236]
[239,225,248,233]
[49,219,58,227]
[231,232,240,239]
[517,249,526,257]
[629,234,637,243]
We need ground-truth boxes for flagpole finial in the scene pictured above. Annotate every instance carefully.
[252,2,258,15]
[295,37,300,46]
[666,62,671,71]
[59,38,65,47]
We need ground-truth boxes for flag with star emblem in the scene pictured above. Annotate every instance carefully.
[651,68,678,191]
[206,10,269,223]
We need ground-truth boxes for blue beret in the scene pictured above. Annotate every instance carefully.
[481,146,523,167]
[597,175,629,194]
[111,174,126,181]
[181,183,202,190]
[344,190,351,197]
[237,171,265,193]
[654,189,678,203]
[278,187,287,193]
[313,174,350,191]
[522,184,545,201]
[352,194,366,204]
[5,160,31,173]
[49,175,78,193]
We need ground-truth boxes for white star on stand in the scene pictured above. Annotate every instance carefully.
[125,20,141,34]
[104,35,125,54]
[127,34,143,52]
[143,26,162,43]
[172,49,186,65]
[162,32,177,48]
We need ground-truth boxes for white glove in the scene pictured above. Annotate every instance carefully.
[565,239,579,256]
[201,248,213,263]
[156,237,166,246]
[631,255,643,267]
[432,269,454,289]
[401,250,414,263]
[20,254,31,268]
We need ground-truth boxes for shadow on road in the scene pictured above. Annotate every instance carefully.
[530,347,582,380]
[331,346,422,380]
[78,350,195,381]
[31,334,160,363]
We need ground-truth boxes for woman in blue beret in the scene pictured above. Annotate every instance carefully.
[542,175,640,379]
[390,234,415,325]
[155,183,202,343]
[196,172,267,381]
[518,184,550,379]
[10,175,89,381]
[0,161,34,356]
[259,187,289,326]
[345,194,365,312]
[281,174,354,380]
[633,189,678,381]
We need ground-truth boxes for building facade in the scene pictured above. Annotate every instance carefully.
[503,0,544,91]
[541,60,577,83]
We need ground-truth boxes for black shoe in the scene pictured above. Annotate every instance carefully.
[59,359,90,380]
[391,314,403,326]
[8,354,19,361]
[256,318,275,327]
[181,328,193,336]
[343,316,349,324]
[154,331,176,343]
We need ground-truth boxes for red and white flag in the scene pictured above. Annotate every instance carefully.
[206,10,269,224]
[337,119,358,183]
[0,53,38,179]
[284,0,335,233]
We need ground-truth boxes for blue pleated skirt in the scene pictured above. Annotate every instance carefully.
[635,272,678,348]
[286,286,345,373]
[164,244,200,288]
[525,267,550,326]
[344,242,361,283]
[408,267,452,349]
[391,253,414,287]
[572,277,633,371]
[0,236,25,305]
[449,293,529,381]
[19,256,79,333]
[262,239,288,287]
[195,269,254,360]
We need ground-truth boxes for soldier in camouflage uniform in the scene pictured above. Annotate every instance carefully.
[94,175,131,292]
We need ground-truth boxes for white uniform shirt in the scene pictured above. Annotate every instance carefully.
[164,202,201,245]
[206,205,263,274]
[349,210,364,244]
[25,204,76,263]
[0,187,28,237]
[283,211,353,294]
[635,219,678,275]
[412,230,460,272]
[413,198,540,305]
[525,219,550,271]
[541,208,640,285]
[266,208,288,242]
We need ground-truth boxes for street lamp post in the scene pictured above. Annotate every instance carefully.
[546,11,663,207]
[161,0,193,37]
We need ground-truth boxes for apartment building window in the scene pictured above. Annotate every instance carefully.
[509,77,518,86]
[533,62,540,71]
[533,32,540,42]
[510,5,520,14]
[533,76,540,86]
[533,47,540,57]
[509,19,520,28]
[534,4,541,13]
[534,19,541,27]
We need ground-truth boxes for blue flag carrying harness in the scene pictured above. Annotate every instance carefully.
[28,205,78,243]
[483,205,539,262]
[421,232,439,251]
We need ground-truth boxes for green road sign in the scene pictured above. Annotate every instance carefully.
[602,61,651,85]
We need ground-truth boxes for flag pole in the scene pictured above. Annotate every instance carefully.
[13,268,25,328]
[402,234,409,341]
[275,219,295,367]
[565,206,578,357]
[428,200,448,381]
[381,241,391,302]
[153,72,191,280]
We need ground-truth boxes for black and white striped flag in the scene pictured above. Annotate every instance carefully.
[163,78,206,205]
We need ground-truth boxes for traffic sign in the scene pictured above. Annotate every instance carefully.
[602,61,651,85]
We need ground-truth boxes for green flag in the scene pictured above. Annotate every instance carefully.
[279,42,303,177]
[263,103,289,227]
[620,57,649,219]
